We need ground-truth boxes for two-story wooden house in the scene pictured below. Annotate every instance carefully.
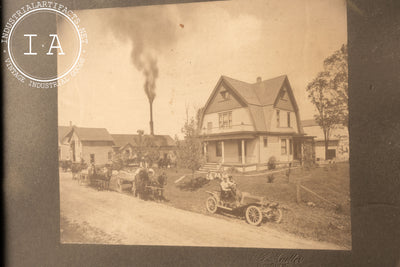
[199,75,314,172]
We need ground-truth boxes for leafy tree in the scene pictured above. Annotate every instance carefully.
[133,130,160,167]
[142,135,160,167]
[307,71,341,160]
[307,44,348,160]
[323,44,348,126]
[195,107,205,133]
[176,116,205,178]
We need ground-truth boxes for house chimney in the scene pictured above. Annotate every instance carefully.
[69,121,72,127]
[256,76,262,83]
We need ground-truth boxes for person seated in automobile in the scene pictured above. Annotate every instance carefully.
[220,176,230,200]
[220,175,236,203]
[228,176,241,207]
[227,176,236,189]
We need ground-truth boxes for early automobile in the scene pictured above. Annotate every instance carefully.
[205,190,282,226]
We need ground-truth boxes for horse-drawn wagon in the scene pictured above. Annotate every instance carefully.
[75,164,112,190]
[112,168,168,201]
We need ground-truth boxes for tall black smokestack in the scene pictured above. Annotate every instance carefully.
[143,56,158,136]
[149,100,154,135]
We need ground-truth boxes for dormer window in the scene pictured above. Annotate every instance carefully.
[220,90,230,100]
[280,88,288,101]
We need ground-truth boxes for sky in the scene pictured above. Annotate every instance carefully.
[58,0,347,137]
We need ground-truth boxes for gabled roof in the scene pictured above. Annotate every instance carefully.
[111,134,139,147]
[222,75,288,106]
[58,126,72,143]
[147,135,176,147]
[111,134,176,149]
[66,126,114,142]
[202,75,301,133]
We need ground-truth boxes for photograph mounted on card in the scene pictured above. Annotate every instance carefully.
[57,0,350,249]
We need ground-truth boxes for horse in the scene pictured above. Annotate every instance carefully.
[87,165,112,190]
[71,162,87,180]
[60,160,72,172]
[134,168,150,199]
[154,172,168,201]
[158,157,171,169]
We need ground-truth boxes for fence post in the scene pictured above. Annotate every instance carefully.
[296,177,301,204]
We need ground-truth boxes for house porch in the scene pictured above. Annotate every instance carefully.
[201,133,315,173]
[202,133,257,165]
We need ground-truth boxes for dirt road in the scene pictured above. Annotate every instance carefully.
[60,172,344,249]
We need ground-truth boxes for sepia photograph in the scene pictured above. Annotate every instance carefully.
[56,0,350,249]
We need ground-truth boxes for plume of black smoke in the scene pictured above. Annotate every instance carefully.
[100,6,179,133]
[141,54,158,105]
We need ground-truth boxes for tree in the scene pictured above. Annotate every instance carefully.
[134,129,160,167]
[306,72,342,161]
[323,44,348,126]
[307,44,348,160]
[176,116,205,178]
[142,135,160,167]
[195,107,205,134]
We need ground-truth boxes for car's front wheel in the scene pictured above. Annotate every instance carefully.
[206,197,218,214]
[245,205,263,226]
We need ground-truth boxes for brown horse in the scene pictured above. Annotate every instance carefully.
[134,169,150,199]
[154,172,168,201]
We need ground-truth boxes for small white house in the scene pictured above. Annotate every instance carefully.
[301,119,349,161]
[58,126,72,161]
[62,126,115,165]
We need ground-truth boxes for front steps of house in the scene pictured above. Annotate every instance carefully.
[197,160,302,174]
[197,163,221,174]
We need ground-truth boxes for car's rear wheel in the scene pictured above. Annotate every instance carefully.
[245,205,263,226]
[206,197,218,213]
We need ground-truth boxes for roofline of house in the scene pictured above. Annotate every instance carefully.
[64,126,114,143]
[199,75,304,134]
[200,76,247,128]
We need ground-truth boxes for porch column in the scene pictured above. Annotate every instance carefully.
[203,142,207,162]
[221,141,225,163]
[241,139,245,164]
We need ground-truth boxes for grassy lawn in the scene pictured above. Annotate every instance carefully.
[158,162,351,249]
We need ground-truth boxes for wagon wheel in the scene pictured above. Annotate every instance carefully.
[206,197,218,214]
[269,208,283,224]
[245,205,263,226]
